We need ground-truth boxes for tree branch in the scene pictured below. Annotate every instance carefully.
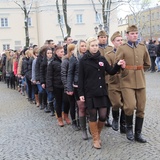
[27,0,33,15]
[14,0,24,11]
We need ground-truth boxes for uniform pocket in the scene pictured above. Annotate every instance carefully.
[121,69,129,78]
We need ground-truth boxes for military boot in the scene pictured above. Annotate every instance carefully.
[135,117,147,143]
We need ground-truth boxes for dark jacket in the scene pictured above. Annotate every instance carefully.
[46,55,63,91]
[67,55,81,92]
[35,55,44,81]
[156,44,160,57]
[148,43,156,57]
[40,57,47,84]
[63,44,67,55]
[61,57,69,92]
[78,51,120,98]
[21,57,33,80]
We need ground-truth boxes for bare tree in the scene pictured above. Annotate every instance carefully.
[127,0,151,40]
[62,0,71,38]
[56,0,65,39]
[91,0,132,34]
[14,0,34,47]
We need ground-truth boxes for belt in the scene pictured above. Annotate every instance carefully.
[125,65,143,70]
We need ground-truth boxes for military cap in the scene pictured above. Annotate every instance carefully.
[110,31,122,41]
[97,30,108,37]
[126,25,138,33]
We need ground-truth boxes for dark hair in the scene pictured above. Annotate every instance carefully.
[54,45,63,55]
[48,39,54,44]
[64,36,71,41]
[45,47,52,56]
[39,46,49,56]
[33,45,38,49]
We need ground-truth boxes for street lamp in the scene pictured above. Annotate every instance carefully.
[94,26,98,35]
[99,24,103,30]
[103,24,108,34]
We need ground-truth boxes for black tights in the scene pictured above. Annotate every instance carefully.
[88,108,107,122]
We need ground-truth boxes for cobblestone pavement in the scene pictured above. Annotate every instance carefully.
[0,72,160,160]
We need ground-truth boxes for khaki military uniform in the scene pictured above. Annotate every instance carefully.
[116,42,151,118]
[105,50,123,111]
[99,45,113,57]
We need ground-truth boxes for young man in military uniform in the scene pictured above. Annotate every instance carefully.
[116,25,151,143]
[98,30,113,127]
[105,31,126,133]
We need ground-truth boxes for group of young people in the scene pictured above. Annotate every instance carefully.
[1,24,151,149]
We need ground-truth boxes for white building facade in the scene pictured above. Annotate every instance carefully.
[0,0,118,51]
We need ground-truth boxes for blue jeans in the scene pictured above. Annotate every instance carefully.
[37,84,45,93]
[155,57,160,71]
[46,89,56,108]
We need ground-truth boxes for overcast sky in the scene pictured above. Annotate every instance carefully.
[117,0,160,19]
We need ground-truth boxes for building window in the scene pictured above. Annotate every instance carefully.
[152,26,155,32]
[1,18,8,27]
[3,44,10,50]
[76,14,83,24]
[95,13,101,23]
[28,17,31,26]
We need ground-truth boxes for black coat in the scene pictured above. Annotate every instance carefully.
[21,57,33,80]
[61,57,69,92]
[35,55,44,81]
[67,55,79,92]
[40,57,47,84]
[78,51,120,98]
[46,55,63,91]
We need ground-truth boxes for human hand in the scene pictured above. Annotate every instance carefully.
[117,59,126,68]
[67,91,74,95]
[79,96,85,102]
[41,84,45,89]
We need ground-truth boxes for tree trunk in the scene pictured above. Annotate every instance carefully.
[62,0,71,38]
[56,0,65,39]
[23,0,30,47]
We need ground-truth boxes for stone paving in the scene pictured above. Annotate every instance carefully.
[0,72,160,160]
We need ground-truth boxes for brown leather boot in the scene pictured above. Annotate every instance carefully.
[89,121,101,149]
[98,120,105,145]
[64,113,71,125]
[57,117,64,127]
[35,94,39,107]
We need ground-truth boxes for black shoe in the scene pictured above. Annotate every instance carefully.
[72,123,80,131]
[112,119,118,131]
[105,118,112,127]
[135,117,147,143]
[40,104,45,110]
[125,115,134,141]
[135,134,147,143]
[120,126,126,134]
[126,127,134,141]
[79,117,88,140]
[50,111,55,116]
[44,105,51,113]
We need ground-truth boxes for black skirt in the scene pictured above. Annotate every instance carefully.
[85,95,110,109]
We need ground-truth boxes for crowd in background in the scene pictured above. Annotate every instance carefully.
[0,28,158,149]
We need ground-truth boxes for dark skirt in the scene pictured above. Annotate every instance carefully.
[85,95,110,109]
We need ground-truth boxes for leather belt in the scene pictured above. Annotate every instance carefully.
[125,65,143,70]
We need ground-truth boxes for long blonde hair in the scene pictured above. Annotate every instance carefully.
[73,39,86,60]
